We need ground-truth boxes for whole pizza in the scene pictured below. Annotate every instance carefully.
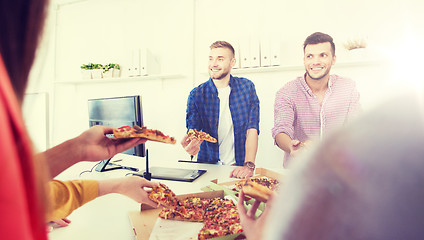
[148,184,244,239]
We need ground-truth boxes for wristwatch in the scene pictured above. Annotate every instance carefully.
[244,161,256,171]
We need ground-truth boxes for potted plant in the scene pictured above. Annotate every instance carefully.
[80,63,94,79]
[91,63,103,79]
[111,63,121,78]
[102,63,113,78]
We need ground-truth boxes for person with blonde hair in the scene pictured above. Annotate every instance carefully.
[181,41,260,179]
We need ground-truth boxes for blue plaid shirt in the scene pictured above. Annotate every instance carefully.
[185,75,260,166]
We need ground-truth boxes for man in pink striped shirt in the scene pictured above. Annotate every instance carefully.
[272,32,361,167]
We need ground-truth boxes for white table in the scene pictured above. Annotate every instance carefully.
[48,153,286,240]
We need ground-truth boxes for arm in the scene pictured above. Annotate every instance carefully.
[231,82,260,178]
[230,128,258,178]
[47,177,159,222]
[272,88,298,153]
[245,128,258,164]
[275,132,308,158]
[181,89,203,155]
[40,125,146,179]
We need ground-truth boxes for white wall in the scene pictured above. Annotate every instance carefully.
[46,0,424,168]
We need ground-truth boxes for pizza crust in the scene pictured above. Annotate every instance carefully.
[241,180,274,203]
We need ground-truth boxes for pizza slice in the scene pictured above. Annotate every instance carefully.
[238,179,274,203]
[113,125,176,144]
[187,129,217,143]
[148,183,179,208]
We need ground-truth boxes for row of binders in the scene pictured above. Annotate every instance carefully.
[233,39,281,69]
[127,48,160,77]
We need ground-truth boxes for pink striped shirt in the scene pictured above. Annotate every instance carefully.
[272,74,361,163]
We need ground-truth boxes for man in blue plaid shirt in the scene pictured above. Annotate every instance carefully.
[181,41,260,179]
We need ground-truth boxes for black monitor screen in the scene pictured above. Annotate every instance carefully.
[88,95,145,157]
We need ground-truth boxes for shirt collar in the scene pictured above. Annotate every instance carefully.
[301,74,313,96]
[207,74,234,95]
[301,73,334,96]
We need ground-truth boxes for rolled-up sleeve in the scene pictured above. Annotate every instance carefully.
[347,81,361,121]
[272,88,295,141]
[186,89,201,131]
[247,84,260,134]
[46,180,98,221]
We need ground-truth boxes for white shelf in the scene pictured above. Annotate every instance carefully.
[55,73,185,84]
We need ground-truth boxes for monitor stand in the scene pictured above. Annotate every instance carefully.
[95,158,138,172]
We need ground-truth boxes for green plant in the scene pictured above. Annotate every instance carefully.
[81,63,94,69]
[102,63,120,73]
[81,63,103,70]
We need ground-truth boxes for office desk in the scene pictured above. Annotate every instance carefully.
[48,153,286,240]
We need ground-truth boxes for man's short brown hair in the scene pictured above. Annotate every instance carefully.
[303,32,336,56]
[210,41,235,57]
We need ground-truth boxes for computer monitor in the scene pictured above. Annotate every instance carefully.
[88,95,145,171]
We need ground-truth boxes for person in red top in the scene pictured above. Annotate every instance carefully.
[272,32,361,167]
[0,0,160,239]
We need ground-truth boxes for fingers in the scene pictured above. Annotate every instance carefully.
[237,190,247,215]
[180,134,189,147]
[259,194,275,219]
[291,139,301,147]
[246,200,261,218]
[51,218,71,227]
[94,125,114,134]
[230,166,254,179]
[183,138,202,155]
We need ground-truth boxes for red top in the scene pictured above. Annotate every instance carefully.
[0,55,47,239]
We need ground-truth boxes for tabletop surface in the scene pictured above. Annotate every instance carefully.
[48,153,287,240]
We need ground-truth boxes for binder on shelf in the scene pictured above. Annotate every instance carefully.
[260,37,271,67]
[271,39,281,66]
[128,49,141,77]
[140,48,160,76]
[239,39,251,68]
[127,48,160,77]
[250,38,260,68]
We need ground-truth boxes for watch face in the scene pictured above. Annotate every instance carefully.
[245,161,255,169]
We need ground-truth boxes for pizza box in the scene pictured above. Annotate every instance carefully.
[128,190,246,240]
[208,168,283,192]
[202,168,284,212]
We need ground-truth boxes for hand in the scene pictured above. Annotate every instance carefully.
[180,134,203,156]
[98,176,160,208]
[76,125,147,162]
[289,139,304,157]
[290,139,312,158]
[237,190,274,240]
[47,218,71,232]
[230,166,254,179]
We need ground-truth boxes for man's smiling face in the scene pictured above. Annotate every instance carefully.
[304,42,336,81]
[208,47,235,80]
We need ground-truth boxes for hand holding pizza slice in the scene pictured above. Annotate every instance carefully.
[237,178,276,203]
[148,183,179,208]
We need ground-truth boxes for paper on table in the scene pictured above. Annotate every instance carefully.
[149,218,204,240]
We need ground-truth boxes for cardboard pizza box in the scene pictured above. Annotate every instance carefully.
[210,167,284,190]
[129,190,245,240]
[204,168,284,212]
